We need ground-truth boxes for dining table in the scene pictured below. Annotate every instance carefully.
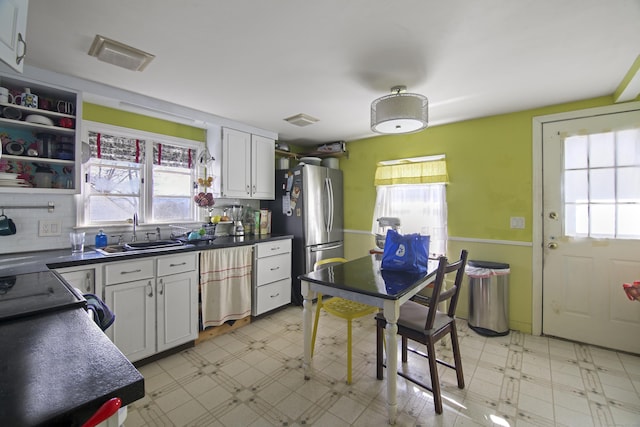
[299,254,439,425]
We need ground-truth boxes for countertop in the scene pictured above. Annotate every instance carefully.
[0,234,293,276]
[0,308,144,426]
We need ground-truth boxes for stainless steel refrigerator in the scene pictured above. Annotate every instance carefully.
[264,164,343,305]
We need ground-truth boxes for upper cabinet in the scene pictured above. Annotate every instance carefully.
[221,127,275,200]
[0,72,81,193]
[0,0,28,73]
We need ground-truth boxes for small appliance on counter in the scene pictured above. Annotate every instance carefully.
[230,204,245,236]
[375,217,401,250]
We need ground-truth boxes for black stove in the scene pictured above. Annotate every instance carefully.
[0,271,86,322]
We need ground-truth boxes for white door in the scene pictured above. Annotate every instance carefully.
[222,128,251,198]
[0,0,28,73]
[251,134,275,199]
[105,279,156,362]
[542,109,640,354]
[156,272,198,352]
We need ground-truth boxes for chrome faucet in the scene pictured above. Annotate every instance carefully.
[131,213,138,242]
[156,227,161,240]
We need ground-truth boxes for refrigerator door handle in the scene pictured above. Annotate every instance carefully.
[324,177,331,232]
[310,243,343,252]
[327,177,334,232]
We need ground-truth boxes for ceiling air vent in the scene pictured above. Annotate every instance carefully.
[284,113,319,127]
[88,35,155,71]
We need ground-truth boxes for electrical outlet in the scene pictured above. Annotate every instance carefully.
[510,216,525,229]
[39,220,62,236]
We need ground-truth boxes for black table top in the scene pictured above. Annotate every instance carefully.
[0,308,144,426]
[299,255,439,300]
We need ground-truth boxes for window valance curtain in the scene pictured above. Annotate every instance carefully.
[374,159,448,186]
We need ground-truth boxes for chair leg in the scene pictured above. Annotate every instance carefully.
[347,319,353,384]
[426,338,443,414]
[311,294,323,357]
[401,336,408,363]
[450,324,464,389]
[376,320,384,380]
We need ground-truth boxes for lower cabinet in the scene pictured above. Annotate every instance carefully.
[54,265,102,295]
[252,239,292,316]
[104,253,198,362]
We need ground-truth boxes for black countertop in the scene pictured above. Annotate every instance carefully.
[0,234,294,276]
[0,308,144,426]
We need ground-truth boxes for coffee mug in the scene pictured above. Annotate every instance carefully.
[0,214,17,236]
[16,89,38,108]
[57,101,74,115]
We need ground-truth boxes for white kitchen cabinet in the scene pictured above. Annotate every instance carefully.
[0,71,80,193]
[221,127,275,199]
[252,239,292,316]
[104,253,198,362]
[54,264,102,295]
[0,0,28,73]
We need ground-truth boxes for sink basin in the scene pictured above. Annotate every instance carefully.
[96,240,185,256]
[123,240,184,251]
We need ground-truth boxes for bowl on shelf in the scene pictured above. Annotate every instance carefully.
[25,114,54,126]
[299,156,322,166]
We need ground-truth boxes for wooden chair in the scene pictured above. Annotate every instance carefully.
[375,249,468,414]
[311,257,379,384]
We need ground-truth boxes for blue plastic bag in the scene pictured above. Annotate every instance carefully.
[381,229,430,274]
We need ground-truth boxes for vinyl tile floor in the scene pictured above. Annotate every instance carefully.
[124,305,640,427]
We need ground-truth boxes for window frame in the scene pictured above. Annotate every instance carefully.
[79,121,203,227]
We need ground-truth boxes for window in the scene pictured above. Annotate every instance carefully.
[372,156,448,256]
[563,128,640,238]
[81,122,202,226]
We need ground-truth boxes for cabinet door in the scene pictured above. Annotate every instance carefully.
[157,271,198,352]
[105,279,156,362]
[222,128,251,198]
[251,135,275,199]
[0,0,28,73]
[57,268,94,294]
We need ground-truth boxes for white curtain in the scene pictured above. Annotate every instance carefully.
[372,183,447,256]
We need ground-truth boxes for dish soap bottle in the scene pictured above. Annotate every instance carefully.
[95,229,108,248]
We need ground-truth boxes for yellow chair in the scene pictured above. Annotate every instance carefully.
[311,257,379,384]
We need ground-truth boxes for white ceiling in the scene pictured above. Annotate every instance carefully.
[23,0,640,146]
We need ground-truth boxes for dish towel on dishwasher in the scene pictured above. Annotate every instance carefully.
[200,246,253,328]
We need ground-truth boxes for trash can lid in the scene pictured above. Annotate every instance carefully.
[468,260,509,269]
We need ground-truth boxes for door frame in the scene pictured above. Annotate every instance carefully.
[531,101,640,336]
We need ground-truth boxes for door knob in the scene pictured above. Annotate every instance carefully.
[549,212,558,220]
[547,242,558,249]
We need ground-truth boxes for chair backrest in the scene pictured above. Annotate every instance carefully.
[423,249,468,330]
[314,257,347,271]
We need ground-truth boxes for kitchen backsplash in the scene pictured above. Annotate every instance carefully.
[0,193,262,255]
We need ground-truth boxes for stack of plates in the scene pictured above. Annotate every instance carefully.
[0,172,31,187]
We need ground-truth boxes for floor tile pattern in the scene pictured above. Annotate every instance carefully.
[125,306,640,426]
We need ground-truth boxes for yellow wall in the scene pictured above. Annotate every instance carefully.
[83,103,206,142]
[342,95,619,334]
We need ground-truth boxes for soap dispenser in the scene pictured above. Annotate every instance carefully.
[95,229,108,248]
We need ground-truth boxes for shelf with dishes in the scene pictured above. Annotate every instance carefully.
[0,156,75,190]
[0,103,75,135]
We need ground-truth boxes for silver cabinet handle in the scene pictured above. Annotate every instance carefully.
[246,185,250,195]
[16,33,26,65]
[121,269,142,275]
[84,272,91,292]
[270,266,280,271]
[158,278,164,295]
[169,262,186,267]
[270,246,280,251]
[146,281,153,297]
[270,293,280,298]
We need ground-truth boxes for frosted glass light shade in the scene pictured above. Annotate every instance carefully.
[371,91,428,134]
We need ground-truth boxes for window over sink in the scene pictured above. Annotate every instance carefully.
[80,121,203,226]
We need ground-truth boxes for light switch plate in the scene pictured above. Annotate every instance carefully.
[510,216,525,229]
[39,220,62,236]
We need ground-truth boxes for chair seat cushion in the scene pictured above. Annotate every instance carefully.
[376,300,454,335]
[323,297,378,320]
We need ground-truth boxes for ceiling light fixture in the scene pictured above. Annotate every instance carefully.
[371,85,428,134]
[88,35,155,71]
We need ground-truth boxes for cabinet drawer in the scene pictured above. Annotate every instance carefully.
[256,253,290,286]
[105,259,154,285]
[255,278,291,315]
[256,239,292,258]
[157,253,197,276]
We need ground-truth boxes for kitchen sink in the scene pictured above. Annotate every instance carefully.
[96,240,185,256]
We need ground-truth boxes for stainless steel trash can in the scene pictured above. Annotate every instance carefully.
[466,260,510,336]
